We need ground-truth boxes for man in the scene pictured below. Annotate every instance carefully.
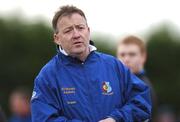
[117,36,150,83]
[117,35,156,121]
[31,5,151,122]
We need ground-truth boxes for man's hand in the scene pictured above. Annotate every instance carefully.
[99,117,116,122]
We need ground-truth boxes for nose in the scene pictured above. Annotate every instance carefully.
[123,56,130,65]
[72,28,80,39]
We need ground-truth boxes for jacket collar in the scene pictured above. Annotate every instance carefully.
[58,44,97,56]
[135,69,145,77]
[57,44,97,65]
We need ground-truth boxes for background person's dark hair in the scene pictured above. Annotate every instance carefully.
[10,87,31,101]
[52,5,87,33]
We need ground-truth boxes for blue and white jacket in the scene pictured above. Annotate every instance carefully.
[31,46,151,122]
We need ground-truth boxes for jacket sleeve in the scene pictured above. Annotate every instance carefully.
[108,62,152,122]
[31,77,83,122]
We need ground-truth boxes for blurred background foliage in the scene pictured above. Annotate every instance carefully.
[0,16,180,117]
[146,24,180,112]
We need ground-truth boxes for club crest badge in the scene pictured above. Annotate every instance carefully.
[102,81,112,94]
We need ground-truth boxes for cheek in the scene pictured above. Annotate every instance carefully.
[120,58,126,64]
[60,37,71,46]
[133,57,142,66]
[62,41,71,49]
[84,31,90,40]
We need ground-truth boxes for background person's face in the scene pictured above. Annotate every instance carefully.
[54,13,90,56]
[10,94,30,116]
[117,44,146,73]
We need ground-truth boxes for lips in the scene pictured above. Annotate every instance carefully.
[73,41,83,45]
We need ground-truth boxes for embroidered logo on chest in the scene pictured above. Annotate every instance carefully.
[102,81,113,95]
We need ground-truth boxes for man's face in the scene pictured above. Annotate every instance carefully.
[117,44,146,73]
[54,13,90,57]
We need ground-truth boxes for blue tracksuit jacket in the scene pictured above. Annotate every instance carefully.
[31,51,151,122]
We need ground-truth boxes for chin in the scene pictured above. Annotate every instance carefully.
[73,47,86,53]
[71,50,83,56]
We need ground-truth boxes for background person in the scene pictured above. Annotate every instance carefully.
[9,87,31,122]
[117,35,157,121]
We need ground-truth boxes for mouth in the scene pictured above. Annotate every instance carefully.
[73,41,83,45]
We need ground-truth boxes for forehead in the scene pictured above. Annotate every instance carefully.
[57,13,87,29]
[118,44,141,53]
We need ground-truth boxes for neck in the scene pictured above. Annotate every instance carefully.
[74,47,90,61]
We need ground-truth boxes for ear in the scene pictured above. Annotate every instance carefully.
[87,27,91,40]
[53,33,61,45]
[88,27,90,33]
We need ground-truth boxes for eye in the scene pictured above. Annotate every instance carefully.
[79,26,85,29]
[64,29,72,34]
[77,26,84,31]
[129,52,136,57]
[76,25,86,30]
[119,53,125,57]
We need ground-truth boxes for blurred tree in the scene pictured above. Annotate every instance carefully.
[0,17,55,116]
[146,23,180,112]
[91,33,116,56]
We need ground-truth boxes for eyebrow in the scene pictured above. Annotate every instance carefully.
[63,24,86,30]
